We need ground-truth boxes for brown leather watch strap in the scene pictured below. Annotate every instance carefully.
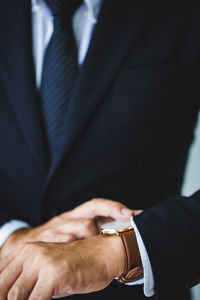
[117,229,143,283]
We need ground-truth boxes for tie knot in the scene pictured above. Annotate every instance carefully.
[45,0,82,17]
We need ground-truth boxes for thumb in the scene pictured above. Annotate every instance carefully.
[69,198,134,221]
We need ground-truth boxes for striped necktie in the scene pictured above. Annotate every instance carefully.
[41,0,82,159]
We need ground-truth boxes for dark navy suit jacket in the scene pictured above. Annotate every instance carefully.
[0,0,200,299]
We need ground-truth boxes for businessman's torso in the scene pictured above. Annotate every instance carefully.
[0,0,199,299]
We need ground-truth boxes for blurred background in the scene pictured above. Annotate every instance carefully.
[181,112,200,300]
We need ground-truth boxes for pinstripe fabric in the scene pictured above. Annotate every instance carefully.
[41,0,81,158]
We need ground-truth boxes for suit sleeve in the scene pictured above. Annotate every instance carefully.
[0,209,15,227]
[133,190,200,297]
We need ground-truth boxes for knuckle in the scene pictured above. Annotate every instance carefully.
[40,230,52,241]
[90,198,100,203]
[112,202,120,209]
[20,243,35,254]
[20,243,46,262]
[54,213,67,224]
[90,198,107,205]
[46,262,60,277]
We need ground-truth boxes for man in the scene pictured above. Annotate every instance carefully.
[0,0,200,299]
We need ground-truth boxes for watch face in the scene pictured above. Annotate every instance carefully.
[100,220,133,234]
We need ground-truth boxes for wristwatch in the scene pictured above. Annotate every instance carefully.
[100,221,143,283]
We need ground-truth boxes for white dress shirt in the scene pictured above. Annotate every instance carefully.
[0,0,154,297]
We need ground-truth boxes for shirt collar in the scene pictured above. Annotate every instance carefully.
[32,0,102,22]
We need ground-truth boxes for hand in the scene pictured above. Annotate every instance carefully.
[0,235,126,299]
[0,198,140,258]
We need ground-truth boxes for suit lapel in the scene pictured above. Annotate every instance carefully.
[46,0,159,183]
[0,0,47,172]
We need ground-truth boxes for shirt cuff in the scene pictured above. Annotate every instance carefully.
[0,220,29,247]
[126,216,155,297]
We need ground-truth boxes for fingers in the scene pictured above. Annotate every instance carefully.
[69,198,134,221]
[38,232,77,243]
[61,233,77,243]
[28,270,55,300]
[0,243,55,300]
[95,216,114,228]
[0,255,14,273]
[40,218,98,242]
[0,259,22,299]
[36,200,143,244]
[58,218,99,238]
[29,278,54,300]
[7,270,37,300]
[95,210,143,228]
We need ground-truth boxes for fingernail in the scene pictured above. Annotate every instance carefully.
[133,210,143,216]
[121,208,133,215]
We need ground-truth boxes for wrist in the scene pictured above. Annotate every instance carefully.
[0,227,33,257]
[102,235,126,279]
[100,223,143,283]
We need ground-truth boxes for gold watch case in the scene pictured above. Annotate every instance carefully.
[100,224,134,235]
